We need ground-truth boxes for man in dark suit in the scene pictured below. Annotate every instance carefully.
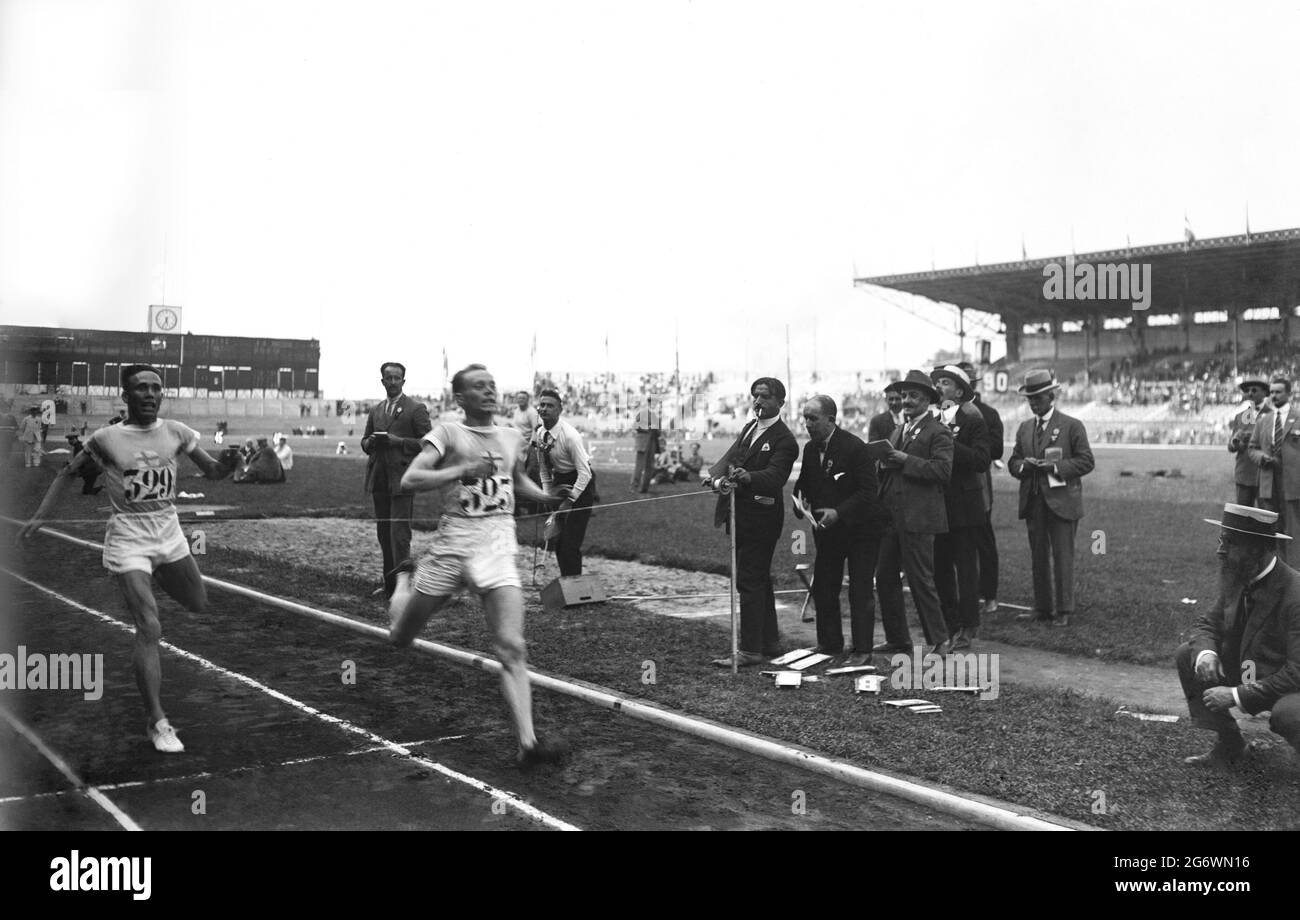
[793,395,888,666]
[873,370,953,655]
[1228,378,1269,507]
[1008,368,1095,626]
[706,377,799,667]
[1176,502,1300,765]
[362,362,433,598]
[1248,377,1300,560]
[960,362,1004,616]
[931,366,991,650]
[867,389,904,444]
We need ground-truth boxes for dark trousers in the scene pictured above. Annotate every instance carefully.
[935,525,980,633]
[631,431,659,492]
[875,522,948,647]
[1235,483,1258,507]
[553,471,596,576]
[1259,484,1300,563]
[973,510,999,600]
[735,508,783,655]
[373,491,415,597]
[1025,494,1077,615]
[812,528,882,654]
[1174,641,1300,751]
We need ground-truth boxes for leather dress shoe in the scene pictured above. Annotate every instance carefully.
[712,650,765,668]
[1052,614,1070,627]
[949,631,972,651]
[845,652,872,667]
[1184,739,1247,768]
[872,642,912,653]
[981,599,998,615]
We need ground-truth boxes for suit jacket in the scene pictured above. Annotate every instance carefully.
[878,411,952,534]
[1008,409,1094,520]
[970,393,1003,512]
[1228,402,1269,487]
[1248,402,1300,501]
[866,410,900,444]
[793,427,887,537]
[710,418,798,528]
[362,393,433,496]
[939,401,991,528]
[1187,559,1300,715]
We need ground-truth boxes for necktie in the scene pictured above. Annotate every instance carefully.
[1275,410,1285,452]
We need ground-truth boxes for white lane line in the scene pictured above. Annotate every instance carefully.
[16,523,1077,830]
[3,568,579,832]
[0,737,469,805]
[0,706,142,830]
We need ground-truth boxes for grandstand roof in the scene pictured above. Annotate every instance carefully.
[854,227,1300,323]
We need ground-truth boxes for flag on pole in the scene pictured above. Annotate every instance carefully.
[442,347,449,381]
[1184,212,1196,245]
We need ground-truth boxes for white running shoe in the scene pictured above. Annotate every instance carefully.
[148,718,185,753]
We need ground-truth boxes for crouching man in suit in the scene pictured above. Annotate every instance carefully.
[1176,503,1300,766]
[794,395,888,667]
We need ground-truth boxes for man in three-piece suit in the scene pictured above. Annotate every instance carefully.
[362,362,433,598]
[1248,377,1300,561]
[867,389,904,444]
[1228,378,1269,507]
[707,377,799,667]
[793,395,888,666]
[1176,502,1300,766]
[1008,368,1094,627]
[930,366,991,650]
[960,361,1004,616]
[873,369,954,655]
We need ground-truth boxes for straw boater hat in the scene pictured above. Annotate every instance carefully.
[931,365,973,399]
[1238,377,1269,393]
[1203,503,1293,541]
[1018,369,1060,396]
[885,369,939,404]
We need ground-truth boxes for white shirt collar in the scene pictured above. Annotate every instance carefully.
[1036,407,1055,427]
[752,414,779,433]
[1251,556,1277,587]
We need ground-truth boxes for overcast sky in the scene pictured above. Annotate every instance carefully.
[2,0,1297,397]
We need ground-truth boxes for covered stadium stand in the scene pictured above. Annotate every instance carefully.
[853,227,1300,376]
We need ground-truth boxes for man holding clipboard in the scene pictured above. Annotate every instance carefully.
[1007,368,1095,627]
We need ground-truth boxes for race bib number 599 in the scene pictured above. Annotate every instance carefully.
[124,467,176,503]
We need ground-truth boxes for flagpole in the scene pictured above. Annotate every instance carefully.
[674,321,682,435]
[785,324,793,427]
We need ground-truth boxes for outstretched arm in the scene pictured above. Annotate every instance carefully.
[187,444,237,480]
[17,452,91,540]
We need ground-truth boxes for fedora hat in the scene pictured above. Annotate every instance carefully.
[1238,377,1269,393]
[886,369,939,404]
[1203,502,1293,541]
[931,364,973,398]
[1018,368,1060,396]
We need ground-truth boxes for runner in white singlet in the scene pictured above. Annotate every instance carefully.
[20,365,237,754]
[387,364,570,768]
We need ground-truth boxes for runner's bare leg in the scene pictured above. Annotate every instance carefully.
[483,586,536,751]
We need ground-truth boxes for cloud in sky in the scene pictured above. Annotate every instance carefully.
[2,0,1297,398]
